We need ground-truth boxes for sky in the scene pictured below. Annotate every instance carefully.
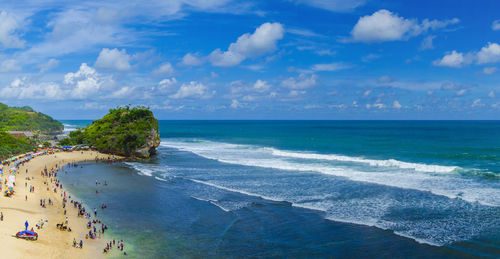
[0,0,499,120]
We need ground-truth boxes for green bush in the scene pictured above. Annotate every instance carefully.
[0,131,36,160]
[61,106,159,157]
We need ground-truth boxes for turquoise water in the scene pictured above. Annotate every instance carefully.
[59,120,500,258]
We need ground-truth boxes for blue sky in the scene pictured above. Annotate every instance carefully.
[0,0,499,119]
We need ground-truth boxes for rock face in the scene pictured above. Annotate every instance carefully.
[134,128,160,158]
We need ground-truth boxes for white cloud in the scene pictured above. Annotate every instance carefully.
[281,73,317,89]
[253,79,270,92]
[471,98,484,107]
[170,81,214,99]
[39,58,59,73]
[433,50,465,67]
[181,53,203,66]
[209,22,284,66]
[363,90,371,97]
[456,89,467,96]
[153,62,175,76]
[483,67,497,75]
[230,99,241,108]
[492,20,500,31]
[287,28,323,37]
[108,86,134,98]
[362,53,380,62]
[295,0,365,12]
[393,100,402,109]
[434,42,500,68]
[420,35,436,50]
[476,42,500,64]
[158,78,178,93]
[349,9,459,43]
[289,90,306,96]
[0,77,63,100]
[0,59,21,72]
[0,11,25,48]
[64,63,113,99]
[21,1,244,59]
[82,102,108,110]
[488,90,495,98]
[95,48,131,71]
[311,62,349,72]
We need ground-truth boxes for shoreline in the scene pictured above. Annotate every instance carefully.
[0,150,123,258]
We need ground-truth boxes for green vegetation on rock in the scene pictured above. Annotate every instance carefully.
[60,106,160,158]
[0,131,36,160]
[0,102,63,133]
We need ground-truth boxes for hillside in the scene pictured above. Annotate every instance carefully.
[0,131,36,160]
[0,103,63,133]
[60,106,160,158]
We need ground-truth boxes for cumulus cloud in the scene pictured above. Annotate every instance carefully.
[64,63,113,99]
[230,99,241,108]
[477,42,500,64]
[0,77,63,99]
[489,90,495,98]
[170,81,214,99]
[295,0,365,12]
[253,79,270,92]
[157,78,178,93]
[95,48,131,71]
[209,22,284,66]
[0,11,25,48]
[281,73,317,89]
[433,50,465,67]
[393,100,402,109]
[181,53,203,66]
[349,9,459,43]
[492,20,500,31]
[434,42,500,68]
[153,62,174,76]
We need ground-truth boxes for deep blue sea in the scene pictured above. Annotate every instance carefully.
[59,120,500,258]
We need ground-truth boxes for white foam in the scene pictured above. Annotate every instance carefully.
[271,149,458,173]
[189,178,284,203]
[125,162,153,177]
[63,123,78,134]
[191,196,231,212]
[160,139,500,207]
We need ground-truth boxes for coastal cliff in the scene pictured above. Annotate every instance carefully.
[60,106,160,158]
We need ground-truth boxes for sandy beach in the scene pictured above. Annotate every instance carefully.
[0,151,120,259]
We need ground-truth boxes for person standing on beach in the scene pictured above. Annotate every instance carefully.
[1,212,3,221]
[25,220,28,230]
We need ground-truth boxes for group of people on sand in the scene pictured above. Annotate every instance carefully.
[72,238,83,249]
[4,150,127,255]
[103,239,126,254]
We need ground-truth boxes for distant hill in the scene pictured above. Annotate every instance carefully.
[60,106,160,158]
[0,103,63,133]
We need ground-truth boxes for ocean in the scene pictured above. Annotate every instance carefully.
[59,120,500,258]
